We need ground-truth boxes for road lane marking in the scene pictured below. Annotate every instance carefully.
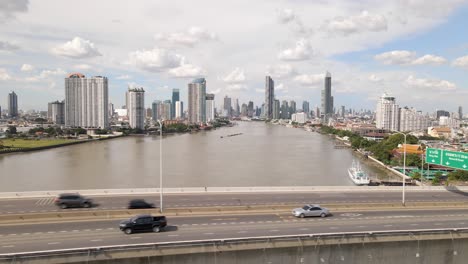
[90,239,103,242]
[130,237,141,239]
[203,233,215,235]
[2,245,14,248]
[167,234,179,237]
[384,225,393,227]
[299,228,309,231]
[270,230,279,232]
[48,242,60,245]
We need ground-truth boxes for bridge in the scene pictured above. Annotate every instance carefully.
[2,186,468,263]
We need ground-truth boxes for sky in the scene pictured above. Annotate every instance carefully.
[1,0,468,113]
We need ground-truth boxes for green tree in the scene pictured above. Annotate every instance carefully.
[6,126,17,134]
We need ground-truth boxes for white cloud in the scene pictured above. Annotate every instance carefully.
[412,54,447,65]
[168,63,205,78]
[293,74,324,86]
[0,0,28,23]
[0,40,19,51]
[374,50,415,65]
[323,11,387,36]
[221,67,246,83]
[21,64,34,72]
[52,37,102,59]
[226,84,248,91]
[405,75,456,91]
[266,64,297,79]
[255,88,264,93]
[278,9,296,24]
[0,68,12,80]
[452,55,468,69]
[209,88,221,94]
[278,38,314,61]
[128,47,184,72]
[155,27,217,47]
[368,74,383,82]
[25,68,66,82]
[275,83,289,93]
[74,64,92,70]
[116,74,131,80]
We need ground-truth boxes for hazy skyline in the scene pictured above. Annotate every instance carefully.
[1,0,468,112]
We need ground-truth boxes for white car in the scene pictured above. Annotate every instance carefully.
[292,204,330,218]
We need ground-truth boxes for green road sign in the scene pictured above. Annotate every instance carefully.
[425,148,468,170]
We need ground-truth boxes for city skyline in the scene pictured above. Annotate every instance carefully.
[2,1,468,112]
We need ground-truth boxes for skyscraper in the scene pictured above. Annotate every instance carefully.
[241,103,248,116]
[376,93,400,131]
[188,78,206,124]
[247,101,254,117]
[289,100,296,115]
[175,101,184,119]
[281,100,289,119]
[264,76,274,119]
[171,89,180,120]
[152,100,161,121]
[161,100,172,120]
[302,101,310,117]
[321,72,333,118]
[233,98,240,117]
[8,91,18,118]
[341,106,345,118]
[65,73,109,128]
[458,106,463,120]
[48,100,65,124]
[206,93,215,122]
[273,99,280,119]
[127,87,145,129]
[223,96,232,117]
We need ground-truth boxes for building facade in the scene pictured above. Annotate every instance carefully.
[302,101,310,117]
[127,87,145,129]
[206,93,215,122]
[399,107,429,132]
[171,89,180,120]
[48,100,65,125]
[264,76,274,119]
[321,72,333,118]
[375,93,399,131]
[188,78,206,124]
[273,99,280,119]
[8,91,18,118]
[281,100,289,119]
[175,101,184,119]
[223,96,232,117]
[65,73,109,128]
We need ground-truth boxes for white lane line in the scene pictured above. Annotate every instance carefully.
[458,222,466,225]
[269,230,279,232]
[384,225,393,227]
[237,231,248,234]
[203,233,215,235]
[72,230,79,232]
[84,229,91,232]
[299,228,309,231]
[410,224,419,226]
[2,245,14,248]
[59,231,67,233]
[434,223,443,226]
[357,226,366,228]
[107,228,114,230]
[47,231,55,234]
[8,234,17,236]
[90,239,103,242]
[329,227,339,229]
[130,237,142,239]
[48,242,60,245]
[167,234,179,237]
[95,229,102,231]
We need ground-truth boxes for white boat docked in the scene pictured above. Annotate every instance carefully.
[348,160,370,185]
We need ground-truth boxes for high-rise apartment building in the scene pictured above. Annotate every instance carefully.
[436,110,450,119]
[302,101,310,117]
[175,101,184,119]
[109,103,115,119]
[289,100,296,115]
[171,89,180,119]
[375,93,399,131]
[264,76,274,119]
[241,103,248,116]
[247,101,254,117]
[458,106,463,120]
[48,100,65,124]
[65,73,108,128]
[223,96,232,117]
[273,99,280,119]
[152,100,161,121]
[341,106,345,118]
[281,100,289,119]
[188,78,206,124]
[233,98,240,117]
[399,107,429,132]
[127,87,145,129]
[321,72,333,118]
[206,93,215,122]
[8,91,18,118]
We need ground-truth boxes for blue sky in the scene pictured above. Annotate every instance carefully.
[1,0,468,113]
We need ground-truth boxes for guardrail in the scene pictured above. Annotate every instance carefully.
[2,185,468,199]
[1,228,467,263]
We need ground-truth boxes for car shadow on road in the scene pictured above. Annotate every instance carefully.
[164,225,178,232]
[444,186,468,197]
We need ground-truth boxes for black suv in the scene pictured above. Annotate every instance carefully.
[128,199,155,209]
[54,193,93,209]
[119,215,167,234]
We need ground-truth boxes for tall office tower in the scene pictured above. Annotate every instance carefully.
[436,110,450,119]
[399,107,430,132]
[127,87,145,129]
[109,103,115,119]
[273,99,280,119]
[247,101,254,117]
[48,100,65,124]
[281,100,289,119]
[8,91,18,118]
[321,71,333,118]
[160,100,171,120]
[241,103,248,116]
[341,106,345,118]
[233,98,240,117]
[256,106,261,117]
[205,93,215,122]
[188,78,206,124]
[171,89,180,119]
[65,73,109,128]
[175,101,184,119]
[223,96,232,117]
[152,100,161,121]
[302,101,310,117]
[376,93,400,131]
[260,104,265,117]
[264,76,274,119]
[146,108,152,119]
[458,106,463,120]
[289,100,296,115]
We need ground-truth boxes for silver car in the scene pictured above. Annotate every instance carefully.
[292,204,330,218]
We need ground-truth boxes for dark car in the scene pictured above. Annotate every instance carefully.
[119,214,167,234]
[128,199,155,209]
[54,193,93,209]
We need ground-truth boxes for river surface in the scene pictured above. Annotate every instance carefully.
[0,122,398,192]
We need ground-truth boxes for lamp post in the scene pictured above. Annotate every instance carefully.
[156,120,163,213]
[393,131,407,206]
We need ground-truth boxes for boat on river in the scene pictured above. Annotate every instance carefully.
[348,160,370,185]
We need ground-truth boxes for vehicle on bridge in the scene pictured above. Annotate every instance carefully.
[127,199,155,209]
[54,193,93,209]
[119,214,167,234]
[292,205,330,218]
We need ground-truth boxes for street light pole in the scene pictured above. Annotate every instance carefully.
[157,120,163,213]
[394,131,407,206]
